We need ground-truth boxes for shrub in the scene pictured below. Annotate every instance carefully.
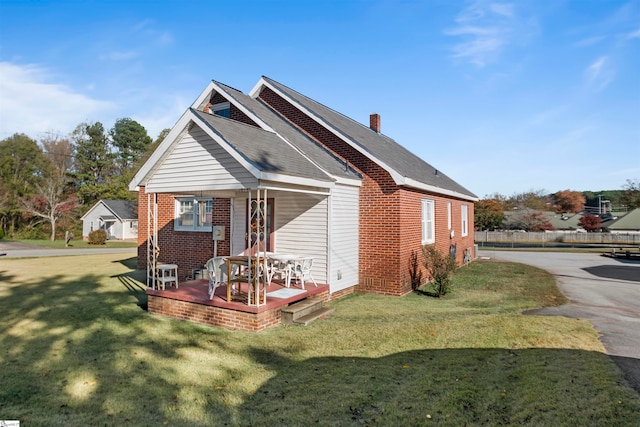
[421,244,457,297]
[0,227,3,240]
[88,229,107,245]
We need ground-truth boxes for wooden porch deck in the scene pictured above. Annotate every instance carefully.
[146,278,330,331]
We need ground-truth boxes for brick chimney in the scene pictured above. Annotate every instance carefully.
[370,113,380,133]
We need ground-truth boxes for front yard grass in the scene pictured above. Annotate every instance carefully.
[1,255,638,426]
[7,238,138,249]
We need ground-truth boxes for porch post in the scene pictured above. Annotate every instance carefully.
[147,192,158,289]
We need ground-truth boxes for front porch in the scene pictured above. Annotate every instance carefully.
[147,279,331,331]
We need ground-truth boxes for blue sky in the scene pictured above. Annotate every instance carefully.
[1,0,638,197]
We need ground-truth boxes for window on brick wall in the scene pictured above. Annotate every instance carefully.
[447,202,452,230]
[422,198,435,244]
[461,204,469,237]
[212,102,230,118]
[175,197,213,232]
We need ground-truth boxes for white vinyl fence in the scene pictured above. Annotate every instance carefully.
[475,231,640,245]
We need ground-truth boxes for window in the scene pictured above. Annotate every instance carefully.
[175,197,213,232]
[422,198,435,244]
[447,202,452,230]
[212,102,230,118]
[461,204,469,237]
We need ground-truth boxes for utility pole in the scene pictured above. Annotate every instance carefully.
[598,194,603,215]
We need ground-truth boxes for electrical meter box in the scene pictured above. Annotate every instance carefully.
[212,225,225,241]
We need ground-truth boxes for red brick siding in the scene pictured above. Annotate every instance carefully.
[137,186,231,279]
[398,189,475,289]
[258,86,474,296]
[148,295,281,332]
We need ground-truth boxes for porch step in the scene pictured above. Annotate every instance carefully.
[281,298,333,325]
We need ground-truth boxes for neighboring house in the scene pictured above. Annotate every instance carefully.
[603,208,640,234]
[81,200,138,240]
[129,76,477,297]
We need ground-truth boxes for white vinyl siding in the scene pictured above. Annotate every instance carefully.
[146,127,257,193]
[230,191,329,285]
[461,204,469,237]
[422,198,435,244]
[329,183,359,293]
[274,192,328,284]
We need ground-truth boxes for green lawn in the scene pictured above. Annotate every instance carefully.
[7,238,138,249]
[1,255,638,426]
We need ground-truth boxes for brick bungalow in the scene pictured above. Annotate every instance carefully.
[129,76,477,329]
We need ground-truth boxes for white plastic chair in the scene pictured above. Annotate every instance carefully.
[291,257,317,289]
[205,257,230,300]
[266,257,292,287]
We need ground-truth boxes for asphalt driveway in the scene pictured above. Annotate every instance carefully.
[479,250,640,392]
[0,240,136,258]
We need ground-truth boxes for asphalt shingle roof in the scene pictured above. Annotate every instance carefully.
[102,200,137,220]
[260,76,477,199]
[191,109,334,182]
[211,81,359,181]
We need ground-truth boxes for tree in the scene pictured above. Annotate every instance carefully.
[110,118,152,173]
[511,189,551,210]
[71,122,115,206]
[553,190,586,213]
[0,133,48,235]
[579,214,601,232]
[505,209,554,232]
[474,199,505,230]
[20,135,78,241]
[484,192,513,211]
[621,179,640,210]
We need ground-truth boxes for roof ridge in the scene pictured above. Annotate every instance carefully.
[261,76,384,137]
[191,108,276,134]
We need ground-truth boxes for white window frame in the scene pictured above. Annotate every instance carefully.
[174,197,213,232]
[422,198,435,244]
[212,102,230,118]
[461,204,469,237]
[447,202,452,230]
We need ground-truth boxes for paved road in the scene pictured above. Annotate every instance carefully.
[0,240,136,258]
[479,250,640,392]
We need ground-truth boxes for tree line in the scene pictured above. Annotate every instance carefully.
[474,183,640,232]
[0,119,169,241]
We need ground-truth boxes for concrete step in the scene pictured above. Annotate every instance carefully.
[293,306,335,326]
[281,298,324,323]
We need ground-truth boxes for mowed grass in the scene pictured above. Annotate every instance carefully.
[1,255,639,426]
[9,238,138,249]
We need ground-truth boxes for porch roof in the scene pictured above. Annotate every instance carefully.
[130,107,346,193]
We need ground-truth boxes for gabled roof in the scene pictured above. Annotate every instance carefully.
[605,208,640,231]
[191,108,334,183]
[250,76,478,201]
[209,81,360,182]
[82,200,137,221]
[131,76,475,200]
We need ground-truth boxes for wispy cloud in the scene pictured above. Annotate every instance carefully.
[444,1,533,67]
[584,56,615,91]
[0,62,114,139]
[624,28,640,39]
[99,51,139,61]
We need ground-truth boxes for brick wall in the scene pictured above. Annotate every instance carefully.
[210,92,258,127]
[258,86,475,296]
[137,186,232,280]
[148,295,282,332]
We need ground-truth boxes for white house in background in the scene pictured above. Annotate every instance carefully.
[81,200,138,240]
